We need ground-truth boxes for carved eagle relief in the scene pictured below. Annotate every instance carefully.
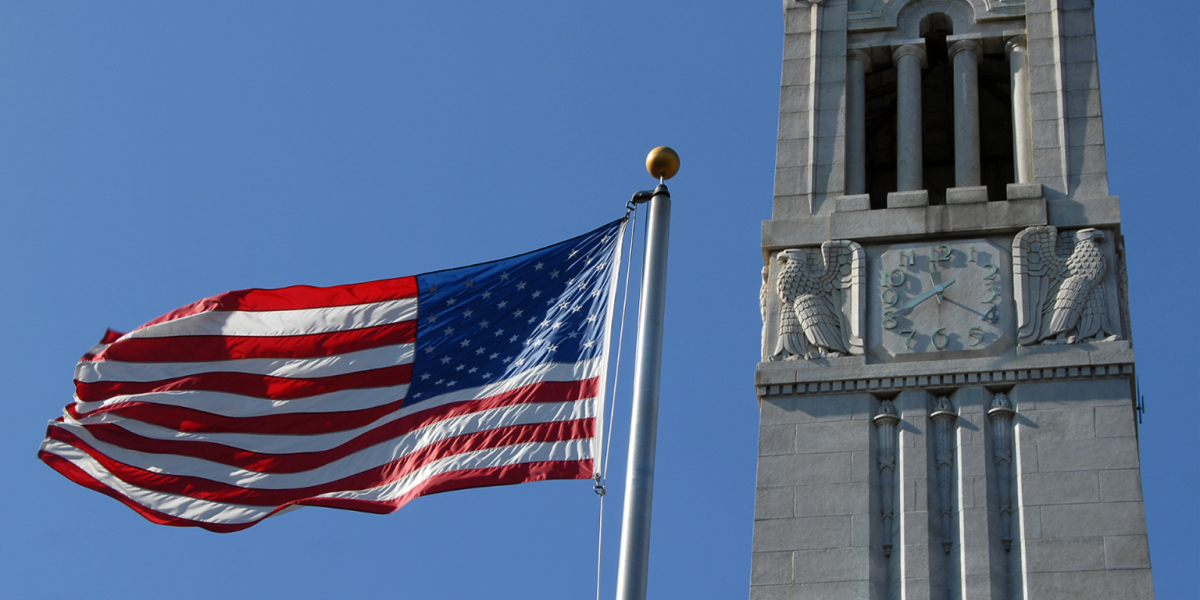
[771,240,864,360]
[1013,226,1120,345]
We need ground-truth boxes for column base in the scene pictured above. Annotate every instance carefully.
[947,186,989,204]
[1006,183,1044,201]
[887,190,928,208]
[836,194,871,212]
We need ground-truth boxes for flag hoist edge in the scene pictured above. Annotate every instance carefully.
[39,218,627,532]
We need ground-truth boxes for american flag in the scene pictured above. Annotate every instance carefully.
[39,218,626,532]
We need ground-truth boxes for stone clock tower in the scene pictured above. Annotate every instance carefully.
[752,1,1154,599]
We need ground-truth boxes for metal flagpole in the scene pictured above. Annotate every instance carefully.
[615,147,679,600]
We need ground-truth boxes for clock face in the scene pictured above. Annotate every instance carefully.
[867,239,1012,357]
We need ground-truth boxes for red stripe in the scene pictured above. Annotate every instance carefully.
[39,450,588,533]
[74,363,414,404]
[137,276,419,330]
[44,419,592,506]
[71,376,596,435]
[75,380,598,471]
[87,321,417,363]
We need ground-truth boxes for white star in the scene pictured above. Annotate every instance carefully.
[413,392,423,399]
[602,235,611,242]
[468,367,478,374]
[541,319,552,327]
[428,284,440,294]
[489,352,499,359]
[500,271,511,281]
[497,300,507,309]
[475,347,486,355]
[440,356,452,364]
[462,309,474,318]
[516,281,527,290]
[567,277,576,286]
[425,346,437,354]
[446,297,457,306]
[426,315,438,325]
[528,316,538,324]
[514,309,524,317]
[514,358,526,365]
[456,364,466,371]
[567,331,579,339]
[587,314,598,323]
[435,379,445,385]
[558,302,569,309]
[482,372,492,379]
[509,335,518,343]
[482,291,492,300]
[503,357,513,364]
[592,289,602,297]
[552,321,563,329]
[568,249,579,258]
[447,380,456,386]
[595,262,607,271]
[547,344,558,352]
[464,279,475,289]
[571,305,582,313]
[420,373,432,380]
[549,269,560,278]
[531,290,541,298]
[534,262,545,271]
[583,340,596,348]
[494,328,505,337]
[443,327,455,336]
[460,338,471,347]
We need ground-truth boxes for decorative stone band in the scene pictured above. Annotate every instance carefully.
[755,362,1134,399]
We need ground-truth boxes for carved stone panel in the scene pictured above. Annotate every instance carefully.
[762,241,865,361]
[1012,226,1123,346]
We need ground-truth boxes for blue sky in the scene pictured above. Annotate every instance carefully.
[1,2,1195,598]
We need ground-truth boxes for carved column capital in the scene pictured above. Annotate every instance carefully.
[892,44,927,68]
[1005,34,1028,56]
[948,39,983,64]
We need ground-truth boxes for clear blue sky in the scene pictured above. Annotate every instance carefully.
[1,2,1194,598]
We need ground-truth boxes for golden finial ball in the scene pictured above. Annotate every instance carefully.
[645,146,680,180]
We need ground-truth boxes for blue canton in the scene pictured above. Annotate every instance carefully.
[407,218,626,405]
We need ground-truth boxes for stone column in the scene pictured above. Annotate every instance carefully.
[1007,35,1033,183]
[846,49,871,195]
[893,44,926,192]
[949,40,982,187]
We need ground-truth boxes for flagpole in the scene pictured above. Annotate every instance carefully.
[615,147,679,600]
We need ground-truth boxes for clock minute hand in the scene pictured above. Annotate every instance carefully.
[897,278,957,313]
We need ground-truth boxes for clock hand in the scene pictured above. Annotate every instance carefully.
[896,278,957,313]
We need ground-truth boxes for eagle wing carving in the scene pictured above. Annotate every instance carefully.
[1014,226,1116,345]
[772,241,864,360]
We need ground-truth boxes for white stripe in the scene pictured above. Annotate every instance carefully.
[314,439,592,503]
[72,358,598,422]
[72,396,594,456]
[40,439,277,525]
[74,343,414,383]
[124,297,418,339]
[54,398,592,485]
[72,385,411,418]
[40,437,590,526]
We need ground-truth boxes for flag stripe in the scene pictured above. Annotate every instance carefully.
[45,418,592,504]
[71,379,599,455]
[137,277,420,330]
[40,446,589,533]
[67,397,594,472]
[71,386,412,419]
[88,321,418,363]
[76,343,415,383]
[74,363,415,404]
[128,297,419,341]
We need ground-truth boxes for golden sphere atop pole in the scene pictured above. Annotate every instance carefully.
[645,146,680,180]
